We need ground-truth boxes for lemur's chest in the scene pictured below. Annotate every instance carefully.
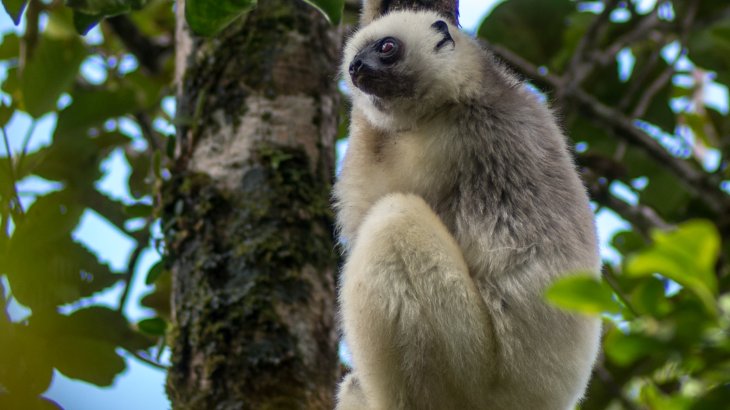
[364,130,447,196]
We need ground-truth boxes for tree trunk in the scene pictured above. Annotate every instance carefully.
[164,0,340,408]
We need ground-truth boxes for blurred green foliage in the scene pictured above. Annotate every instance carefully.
[0,0,728,409]
[0,1,175,408]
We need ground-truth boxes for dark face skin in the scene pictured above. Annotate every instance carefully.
[348,36,415,99]
[348,20,455,100]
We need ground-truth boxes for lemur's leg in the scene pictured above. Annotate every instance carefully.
[337,193,496,410]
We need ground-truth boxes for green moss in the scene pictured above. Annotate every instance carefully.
[163,139,336,408]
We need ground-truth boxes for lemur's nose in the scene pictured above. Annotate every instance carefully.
[349,59,363,77]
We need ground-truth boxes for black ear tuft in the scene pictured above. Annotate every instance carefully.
[431,20,454,50]
[431,20,450,35]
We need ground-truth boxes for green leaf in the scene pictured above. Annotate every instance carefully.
[689,20,730,84]
[2,0,27,25]
[53,338,126,386]
[612,230,647,255]
[25,307,153,385]
[185,0,257,37]
[73,10,101,35]
[137,317,167,336]
[684,112,713,148]
[0,100,12,128]
[37,307,155,352]
[0,323,54,396]
[55,86,139,139]
[630,277,671,317]
[626,220,720,315]
[165,134,176,158]
[0,33,20,59]
[126,149,151,198]
[19,35,87,118]
[140,268,171,319]
[301,0,343,24]
[5,191,120,309]
[144,260,164,285]
[0,395,62,410]
[478,0,574,68]
[604,327,664,366]
[545,274,621,315]
[65,0,142,16]
[124,202,153,218]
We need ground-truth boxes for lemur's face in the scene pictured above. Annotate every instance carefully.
[348,36,409,98]
[344,13,456,100]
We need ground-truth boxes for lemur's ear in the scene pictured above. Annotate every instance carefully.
[431,20,449,35]
[359,0,460,27]
[431,20,455,50]
[361,0,393,26]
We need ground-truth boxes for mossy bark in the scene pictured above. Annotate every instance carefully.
[165,0,340,408]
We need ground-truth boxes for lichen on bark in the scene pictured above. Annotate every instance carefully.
[166,0,340,407]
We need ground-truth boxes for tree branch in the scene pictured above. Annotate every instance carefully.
[563,0,620,90]
[118,228,150,314]
[587,179,672,239]
[487,44,730,215]
[105,15,171,75]
[593,6,663,67]
[128,349,169,370]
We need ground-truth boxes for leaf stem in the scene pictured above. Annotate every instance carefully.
[602,267,639,319]
[118,225,151,314]
[1,126,25,215]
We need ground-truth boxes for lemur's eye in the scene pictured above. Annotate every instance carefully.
[375,37,402,65]
[380,40,395,54]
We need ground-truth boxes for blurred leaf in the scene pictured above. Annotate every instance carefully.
[19,35,87,117]
[640,383,691,410]
[137,317,166,336]
[0,32,19,59]
[33,306,154,352]
[54,86,139,139]
[126,149,151,198]
[165,134,176,158]
[5,191,120,309]
[73,10,101,35]
[683,112,713,148]
[2,0,27,25]
[144,259,164,285]
[46,4,83,39]
[479,0,574,68]
[0,100,12,127]
[630,277,671,317]
[689,20,730,84]
[53,338,126,386]
[0,323,53,396]
[2,66,19,101]
[545,274,621,314]
[692,384,730,410]
[604,327,664,366]
[130,0,175,37]
[124,202,153,218]
[612,230,647,255]
[66,0,147,16]
[125,70,165,110]
[550,10,593,72]
[185,0,257,37]
[140,267,170,318]
[301,0,343,24]
[626,220,720,315]
[0,394,62,410]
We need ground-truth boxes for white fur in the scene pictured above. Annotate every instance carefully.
[335,10,601,410]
